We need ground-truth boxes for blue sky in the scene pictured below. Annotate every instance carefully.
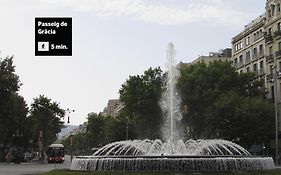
[0,0,265,125]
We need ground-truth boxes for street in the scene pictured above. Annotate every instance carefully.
[0,155,71,175]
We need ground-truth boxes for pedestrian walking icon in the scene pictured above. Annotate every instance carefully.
[38,42,49,51]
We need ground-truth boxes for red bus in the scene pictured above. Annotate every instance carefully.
[46,144,65,163]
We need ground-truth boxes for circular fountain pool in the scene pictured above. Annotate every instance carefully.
[71,139,275,171]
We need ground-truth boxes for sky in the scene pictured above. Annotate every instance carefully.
[0,0,266,125]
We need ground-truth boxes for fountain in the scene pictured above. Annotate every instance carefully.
[71,43,275,172]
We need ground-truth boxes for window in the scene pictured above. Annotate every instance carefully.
[253,48,257,57]
[246,67,250,72]
[246,51,251,59]
[260,60,264,70]
[269,46,273,54]
[278,3,281,12]
[254,33,256,41]
[246,36,250,45]
[234,58,238,64]
[269,28,272,35]
[272,5,276,16]
[259,44,263,52]
[239,55,243,64]
[271,86,275,101]
[270,65,274,74]
[235,42,243,51]
[279,42,281,50]
[259,44,264,57]
[279,62,281,72]
[253,63,257,72]
[278,22,281,31]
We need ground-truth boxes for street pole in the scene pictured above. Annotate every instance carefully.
[274,63,279,165]
[70,132,74,162]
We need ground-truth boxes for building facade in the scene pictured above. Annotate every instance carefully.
[231,0,281,128]
[177,48,232,69]
[102,99,124,117]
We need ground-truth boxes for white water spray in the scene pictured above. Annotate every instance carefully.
[161,43,182,149]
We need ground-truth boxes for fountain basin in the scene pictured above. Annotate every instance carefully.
[71,155,275,172]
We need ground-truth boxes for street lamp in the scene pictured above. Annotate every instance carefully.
[66,108,75,124]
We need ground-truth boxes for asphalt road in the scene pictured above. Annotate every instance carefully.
[0,155,72,175]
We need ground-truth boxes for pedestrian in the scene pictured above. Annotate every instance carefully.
[5,151,13,163]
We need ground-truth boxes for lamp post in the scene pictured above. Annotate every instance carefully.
[273,63,279,165]
[66,108,75,124]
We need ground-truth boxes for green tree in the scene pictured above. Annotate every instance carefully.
[209,92,274,148]
[86,113,106,147]
[28,95,65,150]
[177,60,270,142]
[119,67,164,139]
[0,56,20,97]
[0,56,28,161]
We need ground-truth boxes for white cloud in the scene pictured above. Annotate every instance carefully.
[36,0,248,26]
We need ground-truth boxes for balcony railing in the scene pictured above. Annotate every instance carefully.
[267,74,274,82]
[278,71,281,79]
[252,54,258,61]
[265,34,273,43]
[276,50,281,59]
[266,54,274,62]
[274,30,281,39]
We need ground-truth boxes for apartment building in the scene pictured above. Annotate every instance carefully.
[264,0,281,101]
[231,14,266,82]
[231,0,281,127]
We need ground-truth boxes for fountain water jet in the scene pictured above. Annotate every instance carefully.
[71,43,275,172]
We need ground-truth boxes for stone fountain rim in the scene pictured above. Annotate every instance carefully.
[76,155,270,159]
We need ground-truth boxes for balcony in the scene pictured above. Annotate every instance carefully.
[258,69,265,76]
[258,52,265,58]
[278,71,281,79]
[252,54,258,61]
[274,30,281,40]
[245,58,251,65]
[265,34,273,43]
[266,54,274,62]
[236,62,243,68]
[267,74,274,82]
[276,50,281,59]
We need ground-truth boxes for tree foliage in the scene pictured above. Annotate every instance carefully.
[177,61,274,148]
[0,56,28,161]
[209,92,274,148]
[119,67,164,139]
[28,95,65,150]
[86,113,130,147]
